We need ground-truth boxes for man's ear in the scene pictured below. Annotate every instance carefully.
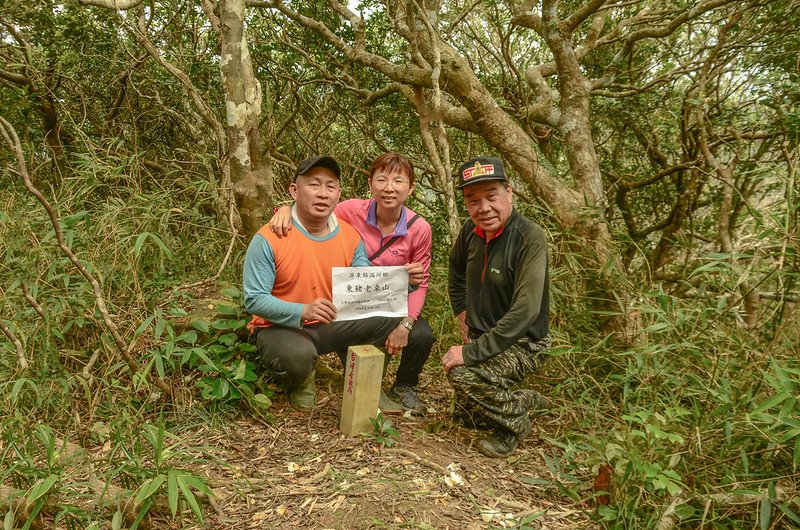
[289,182,298,200]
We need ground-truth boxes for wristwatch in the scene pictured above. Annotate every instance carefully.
[400,317,414,331]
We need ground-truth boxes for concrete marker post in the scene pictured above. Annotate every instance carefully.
[340,345,384,436]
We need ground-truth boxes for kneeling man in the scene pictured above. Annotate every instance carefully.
[442,156,551,457]
[244,155,401,411]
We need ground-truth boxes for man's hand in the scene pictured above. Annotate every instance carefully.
[405,262,424,286]
[456,311,469,342]
[268,204,293,238]
[301,298,337,323]
[442,345,465,372]
[385,324,410,356]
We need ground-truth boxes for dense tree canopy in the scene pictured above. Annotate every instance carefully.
[4,0,796,315]
[1,0,798,527]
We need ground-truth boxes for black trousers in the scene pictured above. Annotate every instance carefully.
[254,316,434,388]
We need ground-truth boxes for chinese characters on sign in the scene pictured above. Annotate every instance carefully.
[332,266,408,321]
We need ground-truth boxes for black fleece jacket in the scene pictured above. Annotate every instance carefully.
[448,209,549,366]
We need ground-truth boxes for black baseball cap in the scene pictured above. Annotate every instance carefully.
[456,156,506,188]
[295,155,341,180]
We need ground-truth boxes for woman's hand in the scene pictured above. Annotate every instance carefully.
[385,323,410,355]
[268,204,293,238]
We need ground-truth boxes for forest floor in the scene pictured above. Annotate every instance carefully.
[173,356,598,530]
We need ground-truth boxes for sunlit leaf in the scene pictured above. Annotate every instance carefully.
[133,475,166,507]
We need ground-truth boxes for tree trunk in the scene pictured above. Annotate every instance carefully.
[218,0,272,238]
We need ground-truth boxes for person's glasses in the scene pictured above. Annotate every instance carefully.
[372,176,410,189]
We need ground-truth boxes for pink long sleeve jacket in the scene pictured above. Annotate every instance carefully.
[334,198,433,320]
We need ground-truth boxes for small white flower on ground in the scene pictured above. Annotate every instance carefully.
[444,470,463,487]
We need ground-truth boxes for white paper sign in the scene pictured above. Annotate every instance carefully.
[332,266,408,321]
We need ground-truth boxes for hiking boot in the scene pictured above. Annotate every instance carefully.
[289,370,316,412]
[389,385,427,415]
[477,425,527,458]
[379,389,404,414]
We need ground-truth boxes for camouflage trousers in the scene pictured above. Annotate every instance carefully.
[447,336,550,437]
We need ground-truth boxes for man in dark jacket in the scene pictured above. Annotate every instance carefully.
[442,156,551,458]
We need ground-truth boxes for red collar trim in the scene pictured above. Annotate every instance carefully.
[472,223,506,241]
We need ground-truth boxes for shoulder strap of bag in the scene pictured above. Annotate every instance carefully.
[368,214,420,262]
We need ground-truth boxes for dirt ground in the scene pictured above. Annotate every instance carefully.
[181,357,597,530]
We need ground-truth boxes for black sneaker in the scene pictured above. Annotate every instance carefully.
[477,425,528,458]
[389,385,428,415]
[379,389,404,414]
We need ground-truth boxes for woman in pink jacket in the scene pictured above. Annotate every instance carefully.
[269,153,434,415]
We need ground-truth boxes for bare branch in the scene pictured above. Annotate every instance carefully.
[412,87,460,240]
[76,0,146,9]
[0,319,27,370]
[617,162,698,190]
[329,0,365,49]
[522,66,561,126]
[106,53,148,122]
[247,0,432,87]
[21,283,45,319]
[443,0,483,39]
[509,0,542,34]
[563,0,607,34]
[364,84,403,105]
[200,0,221,34]
[594,0,741,88]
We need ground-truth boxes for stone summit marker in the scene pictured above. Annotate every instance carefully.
[339,345,384,436]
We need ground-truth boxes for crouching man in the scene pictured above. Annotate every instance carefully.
[442,156,552,457]
[243,155,400,411]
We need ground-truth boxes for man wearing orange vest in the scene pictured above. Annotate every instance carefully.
[243,155,402,412]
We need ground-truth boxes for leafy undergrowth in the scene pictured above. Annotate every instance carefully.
[548,292,800,529]
[2,247,799,530]
[3,324,798,529]
[1,170,798,529]
[1,355,594,530]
